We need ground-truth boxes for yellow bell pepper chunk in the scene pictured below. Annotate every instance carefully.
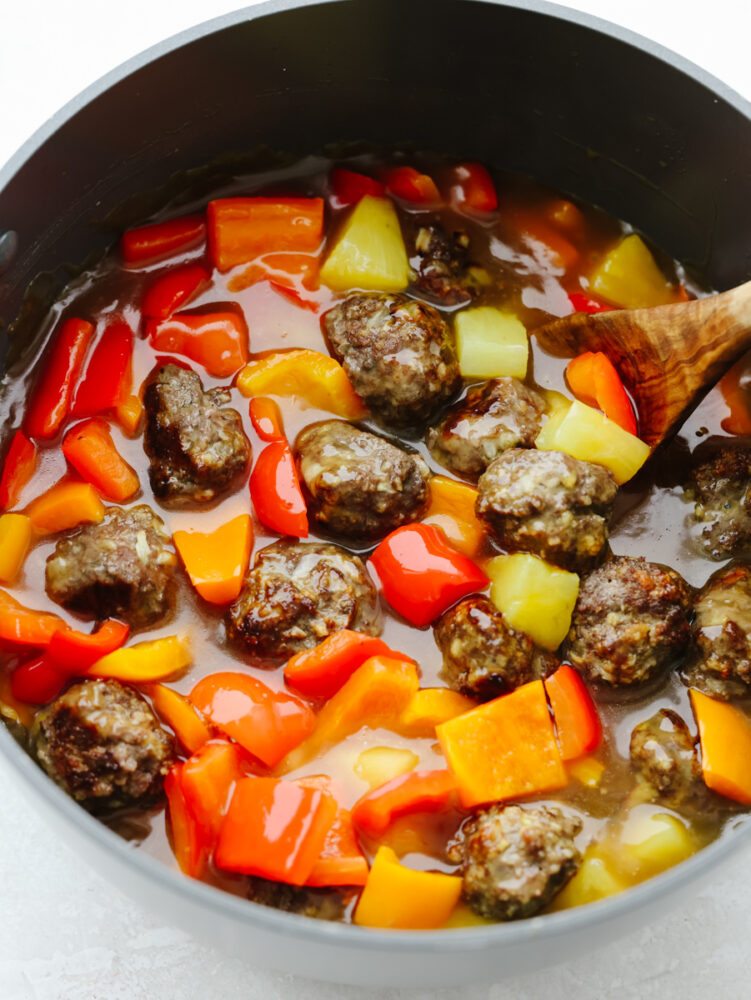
[487,553,579,651]
[397,687,476,737]
[354,746,419,788]
[590,233,678,309]
[455,307,528,379]
[320,196,409,292]
[236,349,366,420]
[0,513,32,584]
[535,399,651,484]
[354,845,462,929]
[422,476,486,557]
[89,635,192,683]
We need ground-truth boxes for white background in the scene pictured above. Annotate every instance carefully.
[2,2,751,998]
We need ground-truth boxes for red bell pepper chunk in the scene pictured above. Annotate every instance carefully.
[565,350,638,435]
[369,523,488,627]
[385,166,441,205]
[189,671,316,768]
[24,318,95,439]
[165,764,209,879]
[47,619,130,673]
[451,162,498,212]
[11,656,67,704]
[146,311,249,378]
[330,167,386,207]
[215,776,338,884]
[283,629,403,700]
[351,769,457,838]
[568,291,616,315]
[142,264,211,320]
[0,431,37,511]
[122,215,206,266]
[296,775,369,886]
[180,740,245,847]
[71,321,134,418]
[249,440,308,538]
[544,663,602,760]
[248,397,285,442]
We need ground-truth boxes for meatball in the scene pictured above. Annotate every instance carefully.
[247,876,345,921]
[630,709,704,811]
[29,679,175,812]
[448,803,582,920]
[566,556,692,686]
[434,595,556,699]
[295,420,431,543]
[45,504,177,628]
[685,563,751,700]
[427,378,546,481]
[689,447,751,559]
[143,363,250,504]
[322,292,461,429]
[227,540,380,659]
[476,448,618,572]
[406,220,484,305]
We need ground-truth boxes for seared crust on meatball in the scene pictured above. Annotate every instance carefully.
[144,364,250,504]
[434,595,556,699]
[476,449,617,572]
[689,447,751,559]
[630,709,704,811]
[684,563,751,700]
[322,292,461,429]
[427,378,546,481]
[295,420,430,543]
[247,876,345,921]
[448,803,582,920]
[227,540,380,659]
[45,504,177,628]
[567,556,692,686]
[406,220,484,305]
[30,679,175,812]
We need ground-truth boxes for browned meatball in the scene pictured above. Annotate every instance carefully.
[226,540,380,659]
[247,876,345,921]
[295,420,430,543]
[476,448,618,572]
[427,378,546,481]
[630,709,705,811]
[144,364,250,504]
[684,563,751,700]
[689,447,751,559]
[322,292,461,429]
[406,220,485,305]
[45,504,177,628]
[29,679,175,812]
[567,556,692,686]
[448,803,582,920]
[434,595,556,699]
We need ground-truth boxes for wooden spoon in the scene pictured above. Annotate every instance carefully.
[533,281,751,448]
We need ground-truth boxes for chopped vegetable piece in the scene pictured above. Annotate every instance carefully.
[396,687,475,737]
[565,351,637,435]
[71,321,133,418]
[189,671,316,768]
[0,513,32,584]
[509,211,579,270]
[297,775,369,886]
[436,679,567,808]
[370,523,488,628]
[589,234,677,309]
[145,684,213,754]
[0,431,37,511]
[319,195,409,292]
[553,852,625,909]
[114,395,144,437]
[208,197,324,272]
[146,311,249,378]
[181,740,244,846]
[690,688,751,805]
[567,291,616,314]
[385,166,441,204]
[237,349,366,420]
[89,635,191,683]
[249,441,308,538]
[487,553,579,651]
[47,619,130,672]
[26,481,105,534]
[165,764,208,879]
[423,476,486,557]
[455,307,528,380]
[215,776,337,884]
[568,756,605,788]
[546,199,585,232]
[248,397,285,442]
[62,419,140,502]
[122,215,206,266]
[451,162,498,212]
[331,167,385,206]
[227,252,319,302]
[354,845,462,929]
[23,317,95,439]
[534,399,651,484]
[11,656,67,704]
[544,664,601,760]
[173,514,253,605]
[283,629,396,700]
[0,590,67,647]
[0,670,35,728]
[351,769,457,837]
[142,264,210,319]
[354,747,420,789]
[617,809,696,878]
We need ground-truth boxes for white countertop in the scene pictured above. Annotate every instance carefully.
[2,2,751,997]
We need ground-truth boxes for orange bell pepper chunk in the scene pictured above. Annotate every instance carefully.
[248,397,285,442]
[544,664,602,760]
[143,683,213,754]
[227,251,320,304]
[208,197,325,272]
[165,764,209,879]
[0,513,32,584]
[0,431,37,511]
[47,619,130,673]
[173,514,253,605]
[565,351,637,435]
[62,419,140,503]
[114,395,144,437]
[181,740,245,845]
[0,589,68,647]
[508,209,579,270]
[423,476,487,557]
[719,359,751,436]
[89,635,191,683]
[396,687,475,737]
[690,689,751,805]
[26,481,105,534]
[436,679,567,808]
[354,846,462,929]
[297,775,369,887]
[283,629,400,700]
[351,769,457,838]
[385,167,441,205]
[147,311,250,378]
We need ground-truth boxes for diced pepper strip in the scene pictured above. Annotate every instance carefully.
[330,167,386,207]
[208,197,325,272]
[566,351,637,435]
[544,664,602,760]
[88,635,191,683]
[568,291,616,315]
[146,311,249,378]
[23,318,95,439]
[11,656,67,704]
[0,590,68,647]
[236,349,366,421]
[436,679,567,808]
[114,395,144,437]
[423,476,486,557]
[354,846,462,929]
[62,419,140,502]
[370,523,488,627]
[122,215,206,266]
[47,619,130,673]
[142,264,210,320]
[283,629,399,700]
[181,740,245,845]
[249,441,308,538]
[451,162,498,212]
[71,321,133,418]
[189,671,316,768]
[297,775,369,887]
[248,397,285,442]
[173,514,253,605]
[385,166,441,205]
[26,481,105,534]
[0,431,37,511]
[508,210,579,270]
[690,688,751,805]
[215,777,338,884]
[0,513,32,584]
[165,764,208,879]
[145,684,213,754]
[351,769,457,838]
[396,687,476,738]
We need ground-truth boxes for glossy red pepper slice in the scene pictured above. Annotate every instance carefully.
[122,215,206,265]
[384,166,441,205]
[0,431,37,511]
[283,630,399,700]
[451,162,498,212]
[351,769,457,837]
[141,264,210,320]
[165,764,209,879]
[568,291,616,314]
[544,663,602,760]
[330,167,386,207]
[248,397,285,442]
[47,619,130,673]
[146,311,249,378]
[71,321,134,418]
[11,656,67,704]
[249,440,308,538]
[565,350,638,435]
[23,318,95,439]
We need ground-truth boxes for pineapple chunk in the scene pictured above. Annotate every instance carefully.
[535,399,650,484]
[552,853,626,910]
[487,553,579,650]
[354,746,419,789]
[617,808,696,880]
[541,388,572,416]
[568,756,605,788]
[455,307,529,379]
[443,902,494,928]
[319,195,409,291]
[590,233,677,309]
